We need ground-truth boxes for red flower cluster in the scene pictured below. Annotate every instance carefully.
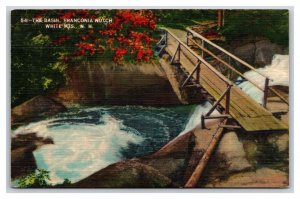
[75,42,96,56]
[114,48,128,62]
[38,10,157,63]
[100,29,116,36]
[100,10,157,63]
[59,11,76,20]
[104,10,156,31]
[136,49,153,61]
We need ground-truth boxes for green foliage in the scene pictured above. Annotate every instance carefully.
[31,34,51,45]
[61,178,72,185]
[154,9,216,29]
[17,169,72,188]
[221,10,289,46]
[18,169,51,188]
[11,11,66,107]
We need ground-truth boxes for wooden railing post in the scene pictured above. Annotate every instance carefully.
[201,39,205,59]
[186,31,190,46]
[165,31,168,46]
[196,60,200,83]
[225,84,232,114]
[263,77,269,108]
[170,43,180,64]
[201,114,205,129]
[227,56,231,79]
[178,44,181,62]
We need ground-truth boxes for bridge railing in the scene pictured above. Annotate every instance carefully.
[161,27,233,117]
[186,27,288,108]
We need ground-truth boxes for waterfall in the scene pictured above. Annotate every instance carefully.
[238,54,289,104]
[180,102,220,135]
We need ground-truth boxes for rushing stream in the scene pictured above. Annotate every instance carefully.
[12,105,198,184]
[12,54,289,185]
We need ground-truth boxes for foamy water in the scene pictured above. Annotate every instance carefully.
[180,102,220,135]
[13,114,143,184]
[12,106,193,184]
[238,54,289,104]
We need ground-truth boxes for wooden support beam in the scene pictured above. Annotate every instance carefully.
[217,10,224,27]
[181,61,201,88]
[158,45,166,55]
[205,85,230,117]
[184,119,228,188]
[204,114,231,119]
[219,124,241,129]
[269,87,289,105]
[185,84,201,88]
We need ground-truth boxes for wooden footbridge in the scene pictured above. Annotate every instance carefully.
[158,27,288,132]
[157,27,289,188]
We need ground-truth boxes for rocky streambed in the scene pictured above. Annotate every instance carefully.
[11,100,289,188]
[65,117,289,188]
[11,39,289,188]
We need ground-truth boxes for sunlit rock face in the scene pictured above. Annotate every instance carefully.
[51,61,184,106]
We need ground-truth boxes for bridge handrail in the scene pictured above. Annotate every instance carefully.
[161,27,233,86]
[161,27,288,108]
[186,27,273,82]
[186,37,265,92]
[186,27,289,107]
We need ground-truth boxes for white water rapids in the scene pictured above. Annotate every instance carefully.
[12,114,144,184]
[238,54,289,104]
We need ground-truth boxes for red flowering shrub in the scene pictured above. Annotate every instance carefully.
[100,10,157,63]
[37,10,158,64]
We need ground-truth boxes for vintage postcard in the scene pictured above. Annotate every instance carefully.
[11,9,289,188]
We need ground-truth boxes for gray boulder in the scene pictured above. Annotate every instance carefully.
[205,168,288,188]
[11,133,53,179]
[234,43,256,71]
[216,131,252,172]
[70,160,173,188]
[233,39,284,69]
[11,96,66,126]
[254,40,283,67]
